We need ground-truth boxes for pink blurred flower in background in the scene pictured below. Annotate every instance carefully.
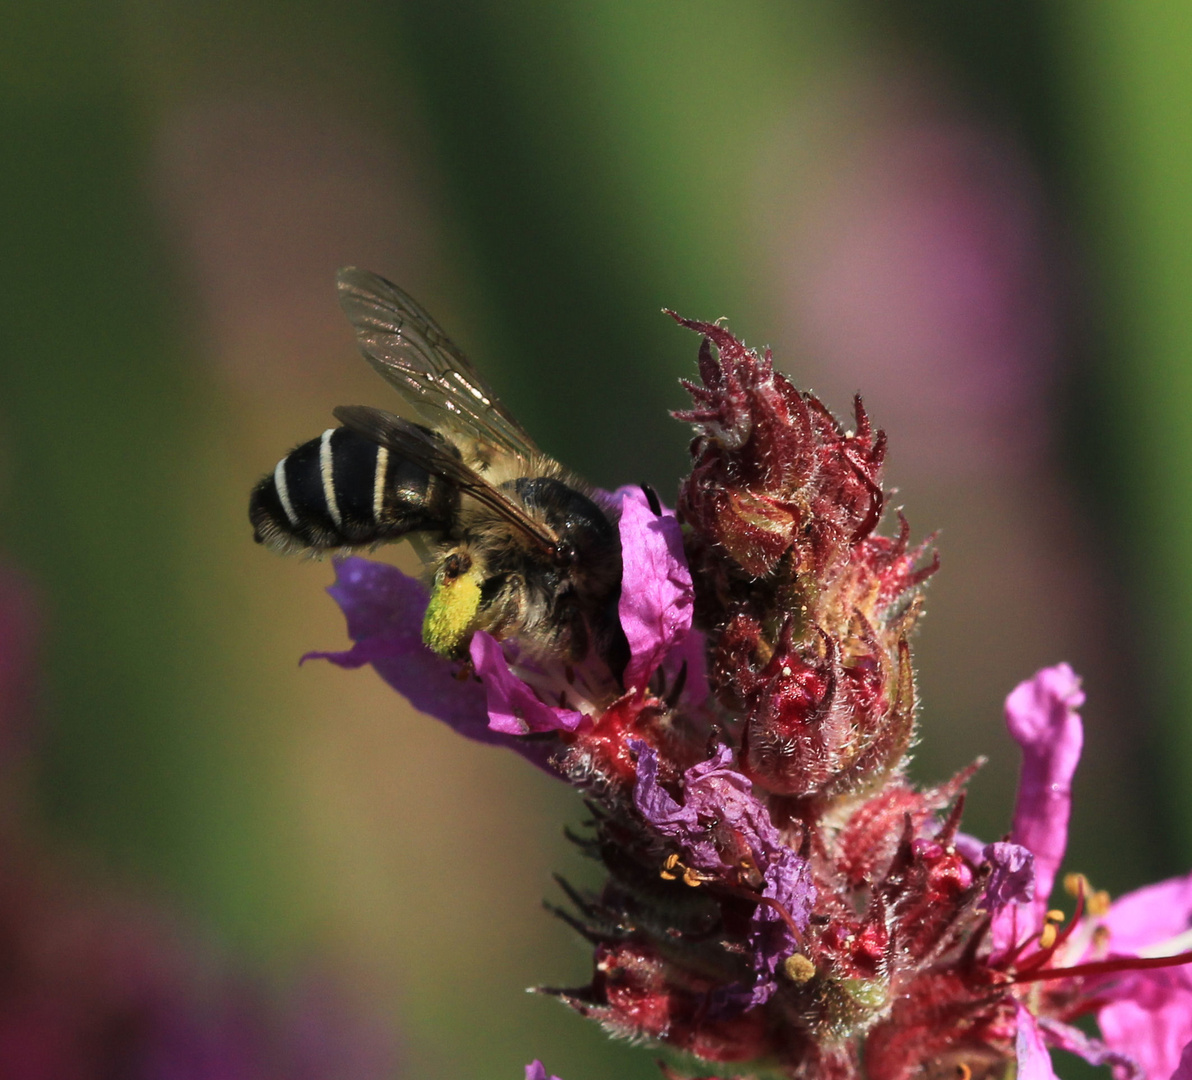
[0,566,398,1080]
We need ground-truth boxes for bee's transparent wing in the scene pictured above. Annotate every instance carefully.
[334,406,558,553]
[336,268,540,459]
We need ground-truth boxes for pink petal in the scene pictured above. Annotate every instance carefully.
[1101,870,1192,955]
[1016,1004,1059,1080]
[617,487,694,691]
[304,557,562,772]
[469,632,584,736]
[525,1062,562,1080]
[993,664,1084,949]
[1172,1040,1192,1080]
[1099,969,1192,1080]
[303,558,492,740]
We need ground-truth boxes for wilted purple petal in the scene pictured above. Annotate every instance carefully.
[747,846,817,1006]
[1035,1016,1142,1080]
[618,486,694,691]
[631,738,695,830]
[304,558,561,772]
[1015,1004,1058,1080]
[631,740,815,1008]
[983,841,1036,912]
[470,632,584,736]
[525,1062,562,1080]
[993,664,1084,949]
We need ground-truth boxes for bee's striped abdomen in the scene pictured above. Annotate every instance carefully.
[250,426,456,553]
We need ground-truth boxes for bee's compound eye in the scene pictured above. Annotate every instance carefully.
[554,541,578,567]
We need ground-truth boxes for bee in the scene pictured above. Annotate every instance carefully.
[250,268,627,674]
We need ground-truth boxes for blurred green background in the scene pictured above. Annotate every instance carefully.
[1,3,1190,1078]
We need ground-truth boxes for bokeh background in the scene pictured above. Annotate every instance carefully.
[1,3,1190,1078]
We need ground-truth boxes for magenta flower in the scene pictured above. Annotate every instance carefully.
[974,665,1192,1080]
[308,486,701,775]
[525,1062,563,1080]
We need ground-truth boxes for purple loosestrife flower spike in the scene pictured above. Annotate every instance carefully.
[283,301,1192,1080]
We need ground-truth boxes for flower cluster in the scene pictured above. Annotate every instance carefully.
[310,319,1192,1079]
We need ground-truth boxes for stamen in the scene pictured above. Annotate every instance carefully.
[1012,947,1192,984]
[1038,924,1057,950]
[955,1065,972,1080]
[783,953,815,984]
[1063,872,1090,898]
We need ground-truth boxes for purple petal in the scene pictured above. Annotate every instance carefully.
[994,664,1084,948]
[618,487,694,691]
[631,739,695,830]
[525,1062,561,1080]
[1016,1004,1059,1080]
[470,632,584,736]
[1100,870,1192,956]
[1098,968,1192,1080]
[631,740,816,1009]
[983,841,1036,912]
[304,558,561,772]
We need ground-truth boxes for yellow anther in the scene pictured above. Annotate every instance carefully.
[661,853,683,881]
[682,866,703,888]
[1092,925,1111,949]
[659,870,677,881]
[1045,909,1066,924]
[956,1064,972,1080]
[1039,924,1058,950]
[664,854,682,871]
[1088,890,1112,917]
[783,953,816,984]
[1064,872,1090,898]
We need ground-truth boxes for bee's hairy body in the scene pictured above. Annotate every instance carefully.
[250,424,460,553]
[250,269,627,676]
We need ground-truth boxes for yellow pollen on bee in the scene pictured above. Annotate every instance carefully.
[783,953,816,984]
[1039,924,1058,950]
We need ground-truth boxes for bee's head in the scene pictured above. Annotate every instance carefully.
[422,549,486,659]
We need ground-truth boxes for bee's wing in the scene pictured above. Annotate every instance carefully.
[336,268,540,459]
[334,405,559,554]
